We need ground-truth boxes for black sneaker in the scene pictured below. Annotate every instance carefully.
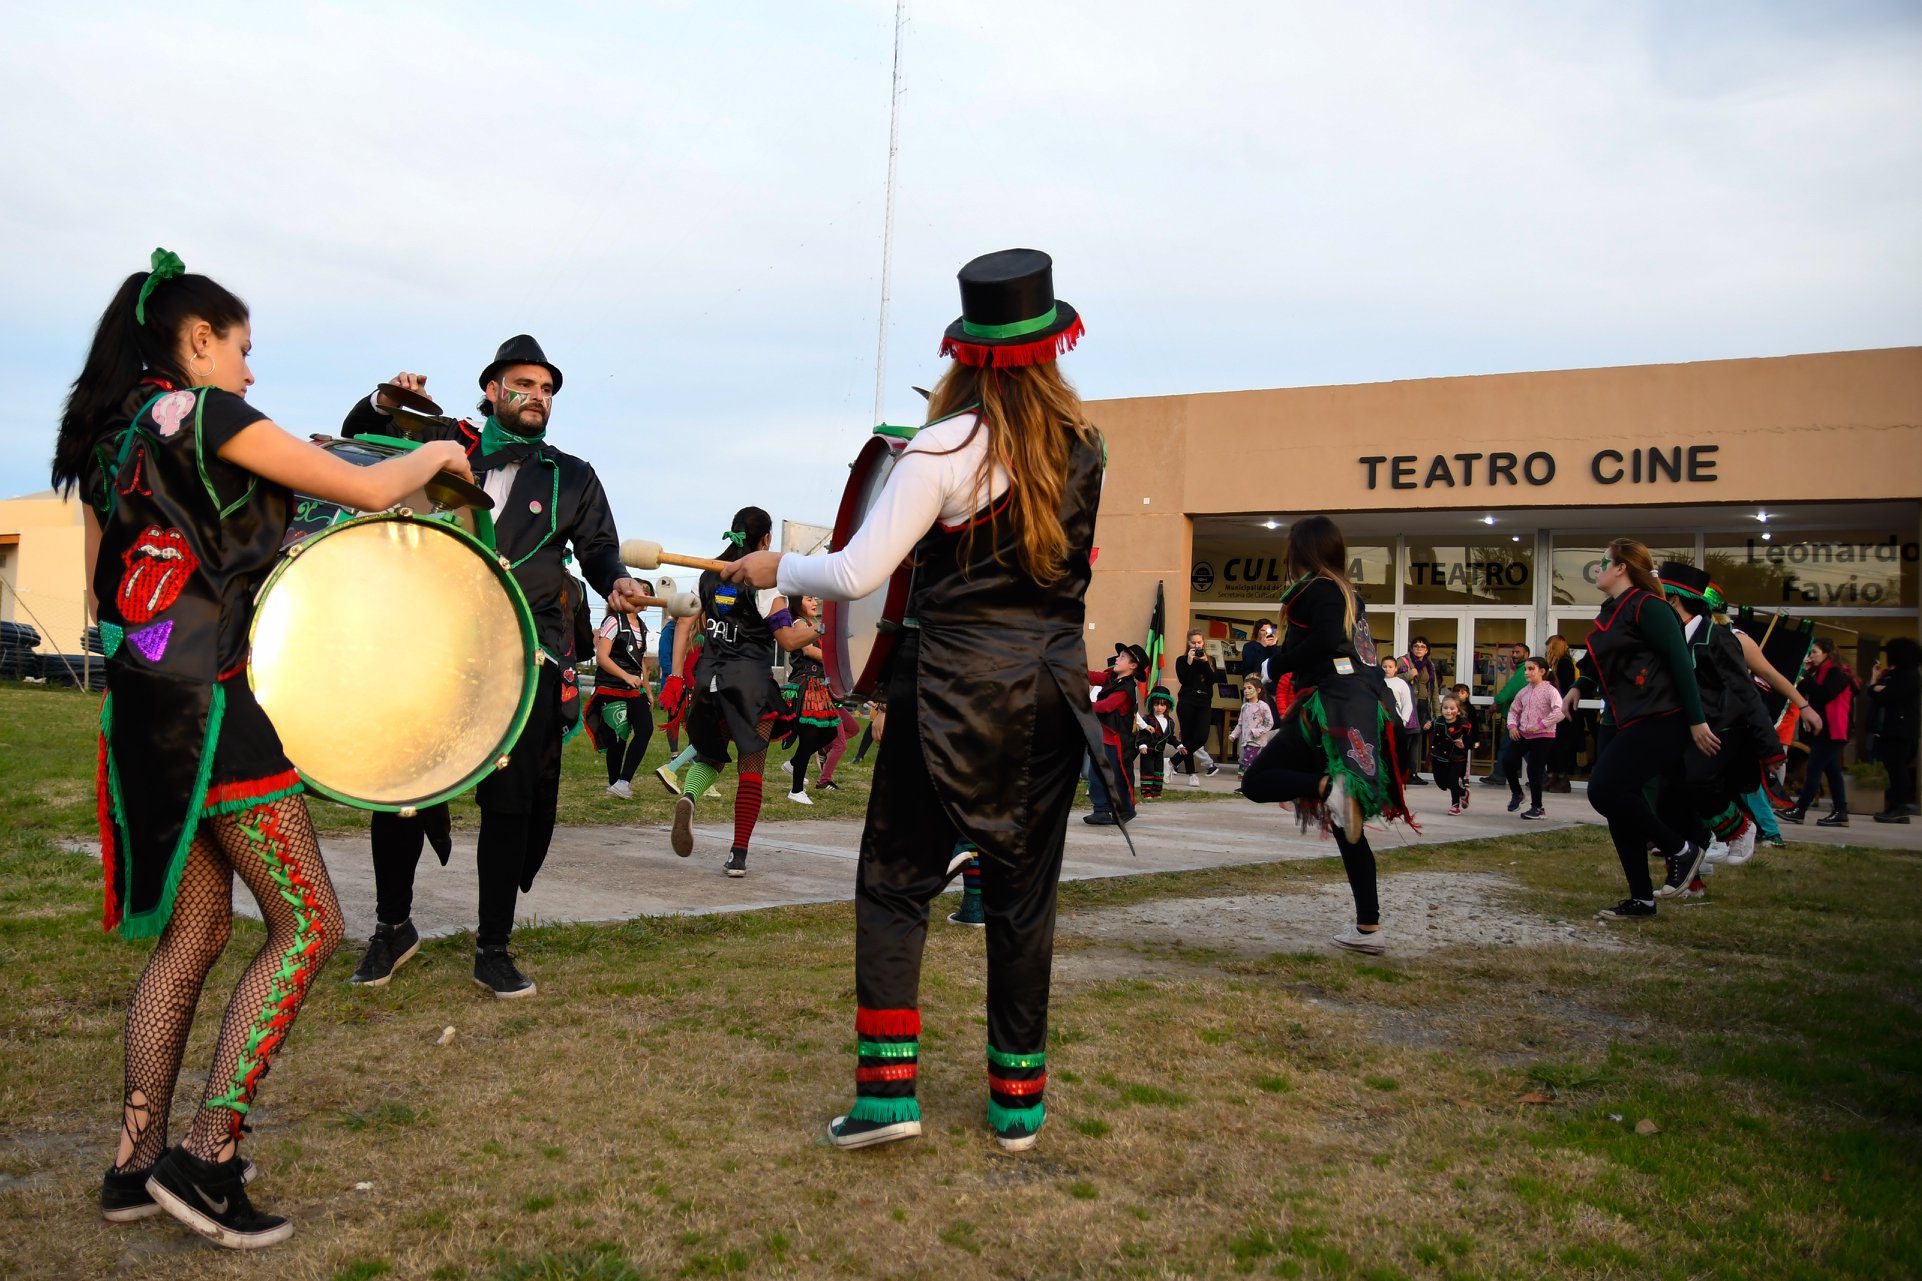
[1520,806,1546,820]
[1777,806,1806,825]
[1205,763,1220,777]
[670,795,695,857]
[1507,794,1524,812]
[145,1147,289,1249]
[1873,810,1911,824]
[724,847,748,878]
[347,919,420,988]
[1082,812,1117,826]
[827,1112,922,1150]
[1816,809,1850,828]
[1657,844,1707,898]
[817,780,841,792]
[472,946,535,999]
[103,1158,255,1222]
[1597,898,1657,921]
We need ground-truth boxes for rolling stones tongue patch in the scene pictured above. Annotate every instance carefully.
[117,526,197,624]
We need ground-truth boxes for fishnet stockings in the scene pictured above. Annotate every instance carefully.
[112,796,340,1172]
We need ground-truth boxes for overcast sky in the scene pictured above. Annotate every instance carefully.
[4,1,1918,586]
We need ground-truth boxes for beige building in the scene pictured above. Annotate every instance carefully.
[1083,347,1922,746]
[0,488,91,663]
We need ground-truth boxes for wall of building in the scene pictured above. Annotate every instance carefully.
[1084,347,1922,672]
[0,490,90,654]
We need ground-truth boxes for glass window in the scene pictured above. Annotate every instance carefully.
[1704,531,1918,611]
[1402,540,1534,606]
[1550,535,1693,606]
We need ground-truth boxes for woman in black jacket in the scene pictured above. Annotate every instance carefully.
[1869,637,1920,823]
[1172,629,1221,785]
[1240,517,1413,955]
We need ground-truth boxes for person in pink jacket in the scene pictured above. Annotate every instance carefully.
[1505,656,1565,819]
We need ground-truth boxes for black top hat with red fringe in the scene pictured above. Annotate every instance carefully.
[939,248,1083,368]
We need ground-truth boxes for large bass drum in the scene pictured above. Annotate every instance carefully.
[283,436,494,550]
[250,507,538,812]
[821,423,919,700]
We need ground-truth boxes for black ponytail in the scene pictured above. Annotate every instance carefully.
[53,265,249,495]
[720,505,772,562]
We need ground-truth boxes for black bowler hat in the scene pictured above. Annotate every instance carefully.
[1657,561,1715,605]
[1114,642,1150,669]
[478,334,563,395]
[939,248,1083,368]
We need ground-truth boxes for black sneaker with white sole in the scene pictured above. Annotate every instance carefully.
[472,946,535,999]
[828,1112,923,1150]
[1520,806,1545,820]
[724,847,748,878]
[1597,898,1657,921]
[1656,844,1707,899]
[103,1158,255,1222]
[145,1147,290,1249]
[817,780,841,792]
[348,919,420,987]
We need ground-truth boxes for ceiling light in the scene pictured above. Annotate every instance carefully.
[1481,515,1496,526]
[1510,535,1521,542]
[1761,531,1772,541]
[1754,510,1769,523]
[1262,519,1279,530]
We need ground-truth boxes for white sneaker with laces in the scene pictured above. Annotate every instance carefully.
[1723,825,1757,866]
[1188,773,1201,789]
[1332,925,1385,955]
[788,790,813,806]
[1704,839,1728,864]
[607,780,632,799]
[781,760,793,775]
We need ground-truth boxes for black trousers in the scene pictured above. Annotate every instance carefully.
[1880,735,1917,810]
[1240,714,1380,928]
[602,696,655,785]
[1175,697,1213,773]
[1433,759,1466,806]
[1506,737,1553,807]
[1793,737,1848,811]
[790,721,839,791]
[369,662,564,948]
[1586,714,1692,900]
[853,640,1081,1121]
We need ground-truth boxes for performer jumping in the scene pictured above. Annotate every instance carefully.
[341,339,652,997]
[661,507,817,876]
[1239,516,1415,956]
[720,248,1112,1152]
[57,250,476,1247]
[587,588,656,798]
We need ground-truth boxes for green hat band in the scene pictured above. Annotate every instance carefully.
[961,304,1059,341]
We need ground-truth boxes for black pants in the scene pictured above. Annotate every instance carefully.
[1433,759,1466,806]
[1586,714,1691,901]
[852,639,1081,1123]
[603,698,654,786]
[1175,697,1213,773]
[1240,715,1380,928]
[1880,735,1917,810]
[1506,737,1552,807]
[789,721,840,792]
[1793,737,1848,811]
[369,662,564,948]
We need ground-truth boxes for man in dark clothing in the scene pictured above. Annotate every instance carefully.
[342,339,651,998]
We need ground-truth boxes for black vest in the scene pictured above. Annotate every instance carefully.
[606,613,649,679]
[1585,588,1679,727]
[697,571,776,668]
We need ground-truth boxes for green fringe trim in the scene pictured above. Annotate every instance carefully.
[116,682,225,940]
[987,1099,1046,1135]
[857,1040,919,1060]
[1299,690,1392,820]
[986,1046,1046,1069]
[848,1095,922,1125]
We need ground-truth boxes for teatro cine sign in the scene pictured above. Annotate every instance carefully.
[1357,444,1720,490]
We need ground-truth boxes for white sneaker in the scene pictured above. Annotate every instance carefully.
[1188,773,1201,789]
[1325,774,1362,842]
[1723,825,1758,866]
[781,760,793,775]
[1704,839,1728,864]
[788,790,813,806]
[607,780,632,799]
[1332,926,1385,955]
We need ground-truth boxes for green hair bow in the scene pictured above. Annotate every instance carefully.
[723,530,747,548]
[134,247,185,325]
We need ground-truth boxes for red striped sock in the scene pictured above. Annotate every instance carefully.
[733,773,764,849]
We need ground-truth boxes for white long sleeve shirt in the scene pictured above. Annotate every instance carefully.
[776,413,1008,602]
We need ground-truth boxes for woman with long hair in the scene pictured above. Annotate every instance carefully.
[781,594,840,803]
[1542,634,1579,790]
[1173,628,1222,786]
[585,587,656,798]
[58,250,472,1247]
[1239,516,1413,955]
[723,249,1108,1153]
[1559,539,1718,919]
[662,506,817,876]
[1781,636,1860,826]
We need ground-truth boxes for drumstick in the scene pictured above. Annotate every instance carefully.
[617,591,701,618]
[620,538,731,575]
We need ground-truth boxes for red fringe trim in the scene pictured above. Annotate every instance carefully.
[203,769,305,814]
[856,1007,921,1037]
[856,1063,919,1083]
[97,729,119,933]
[939,315,1085,368]
[988,1074,1047,1096]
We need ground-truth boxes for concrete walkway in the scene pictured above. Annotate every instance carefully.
[268,770,1922,940]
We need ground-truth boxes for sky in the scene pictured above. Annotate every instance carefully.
[4,1,1919,596]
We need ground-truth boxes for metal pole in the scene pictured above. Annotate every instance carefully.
[871,0,907,426]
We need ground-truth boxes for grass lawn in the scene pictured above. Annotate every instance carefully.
[1,683,1918,1278]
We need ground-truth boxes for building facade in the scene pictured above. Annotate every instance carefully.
[0,489,90,661]
[1082,347,1922,749]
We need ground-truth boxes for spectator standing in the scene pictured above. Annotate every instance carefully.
[1400,637,1436,785]
[1173,629,1221,786]
[1868,638,1920,824]
[1485,642,1530,784]
[1543,635,1579,792]
[1381,656,1419,783]
[1781,638,1858,827]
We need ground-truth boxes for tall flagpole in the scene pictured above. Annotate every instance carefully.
[872,0,906,425]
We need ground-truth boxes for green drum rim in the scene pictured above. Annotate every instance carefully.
[248,510,540,813]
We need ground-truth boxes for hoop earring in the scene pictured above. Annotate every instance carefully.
[189,352,216,383]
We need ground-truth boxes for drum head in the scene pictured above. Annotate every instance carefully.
[250,514,537,810]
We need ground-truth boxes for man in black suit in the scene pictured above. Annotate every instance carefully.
[342,337,650,998]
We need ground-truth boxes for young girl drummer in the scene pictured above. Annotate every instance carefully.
[723,248,1111,1153]
[53,250,473,1248]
